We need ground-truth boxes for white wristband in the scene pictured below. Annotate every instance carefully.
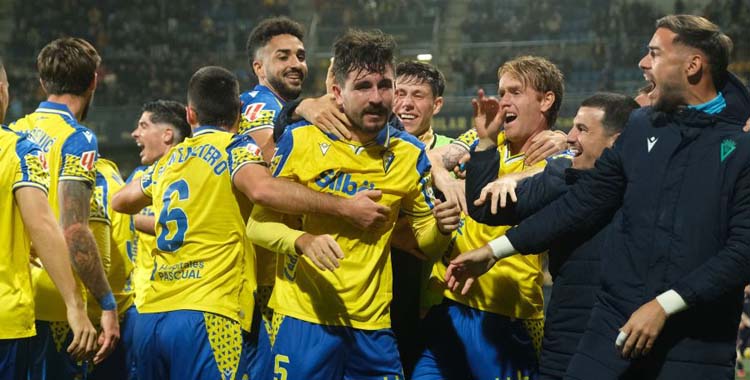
[655,289,688,316]
[487,236,516,260]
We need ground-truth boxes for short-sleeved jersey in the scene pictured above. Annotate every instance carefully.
[11,101,98,322]
[0,127,49,339]
[431,130,547,319]
[127,165,156,308]
[266,122,437,330]
[238,85,285,136]
[138,126,263,322]
[87,159,135,320]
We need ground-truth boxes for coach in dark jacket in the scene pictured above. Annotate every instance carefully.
[465,93,638,379]
[447,15,750,379]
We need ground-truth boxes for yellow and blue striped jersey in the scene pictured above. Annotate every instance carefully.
[238,84,284,136]
[252,122,444,330]
[139,126,264,322]
[87,159,135,320]
[0,127,49,339]
[431,130,547,319]
[127,165,156,308]
[11,101,98,322]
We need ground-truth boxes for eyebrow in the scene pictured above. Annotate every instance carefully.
[275,48,305,54]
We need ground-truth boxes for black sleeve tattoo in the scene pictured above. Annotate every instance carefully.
[59,180,113,300]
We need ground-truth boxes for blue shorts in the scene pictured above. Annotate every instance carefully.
[412,300,539,380]
[0,337,32,380]
[242,303,272,380]
[272,315,403,380]
[133,310,247,380]
[90,306,139,380]
[29,321,88,380]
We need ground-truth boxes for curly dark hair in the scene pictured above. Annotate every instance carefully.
[141,100,192,142]
[246,17,305,62]
[332,29,396,84]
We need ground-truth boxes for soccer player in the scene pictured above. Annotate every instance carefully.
[113,66,263,379]
[10,37,119,375]
[411,56,565,380]
[247,29,460,379]
[0,59,97,380]
[458,93,639,379]
[447,15,750,379]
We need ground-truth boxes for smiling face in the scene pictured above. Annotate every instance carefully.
[131,111,174,164]
[638,27,690,112]
[393,76,443,137]
[497,73,552,145]
[334,66,395,139]
[254,34,308,101]
[567,106,619,169]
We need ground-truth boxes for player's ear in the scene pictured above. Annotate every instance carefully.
[685,54,703,79]
[432,96,444,116]
[186,106,198,126]
[252,59,263,80]
[540,91,555,113]
[332,83,344,107]
[162,127,174,145]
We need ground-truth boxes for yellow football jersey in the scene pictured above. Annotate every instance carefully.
[0,127,49,339]
[87,159,135,320]
[431,130,546,319]
[127,165,156,308]
[11,101,97,322]
[250,122,448,330]
[138,126,263,322]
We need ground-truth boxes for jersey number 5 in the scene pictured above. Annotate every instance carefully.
[157,179,189,252]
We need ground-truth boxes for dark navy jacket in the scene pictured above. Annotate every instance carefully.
[505,75,750,372]
[466,152,611,378]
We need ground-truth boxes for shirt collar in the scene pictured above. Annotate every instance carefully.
[36,101,77,122]
[193,125,224,136]
[254,84,286,105]
[688,92,726,115]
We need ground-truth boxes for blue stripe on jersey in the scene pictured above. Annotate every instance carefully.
[15,134,42,183]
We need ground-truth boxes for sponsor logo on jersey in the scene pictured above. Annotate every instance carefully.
[81,150,96,171]
[314,169,376,196]
[243,103,266,122]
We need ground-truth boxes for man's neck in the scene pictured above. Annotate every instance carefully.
[259,79,288,102]
[685,82,719,106]
[46,94,87,120]
[511,123,550,156]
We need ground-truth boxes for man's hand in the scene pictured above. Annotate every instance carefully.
[94,309,120,364]
[474,173,524,213]
[296,95,351,140]
[444,245,497,295]
[432,173,467,212]
[295,233,344,271]
[524,130,567,166]
[452,154,470,179]
[617,299,667,359]
[340,190,391,230]
[433,199,461,234]
[472,89,505,151]
[65,305,98,361]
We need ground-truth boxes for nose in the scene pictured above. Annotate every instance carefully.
[369,87,384,105]
[566,127,579,145]
[638,53,650,71]
[131,128,138,139]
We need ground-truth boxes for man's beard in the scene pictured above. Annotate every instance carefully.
[268,72,303,101]
[349,104,390,134]
[652,79,687,114]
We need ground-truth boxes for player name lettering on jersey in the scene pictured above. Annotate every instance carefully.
[165,143,229,175]
[26,128,57,152]
[314,170,376,196]
[155,260,205,281]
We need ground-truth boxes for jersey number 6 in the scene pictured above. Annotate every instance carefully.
[157,179,189,252]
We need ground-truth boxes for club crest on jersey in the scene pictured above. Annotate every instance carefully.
[721,139,736,162]
[382,150,395,173]
[80,150,96,171]
[319,142,330,156]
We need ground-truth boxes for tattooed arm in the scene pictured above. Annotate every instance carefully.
[427,143,470,212]
[59,180,119,363]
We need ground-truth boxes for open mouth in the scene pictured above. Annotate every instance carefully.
[505,112,518,124]
[399,113,417,121]
[568,147,581,157]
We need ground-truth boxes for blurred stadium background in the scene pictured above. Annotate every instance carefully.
[2,0,748,174]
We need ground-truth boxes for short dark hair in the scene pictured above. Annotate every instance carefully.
[246,17,305,62]
[580,92,639,135]
[655,15,732,86]
[396,61,446,97]
[187,66,240,128]
[37,37,101,96]
[142,100,192,142]
[332,29,396,85]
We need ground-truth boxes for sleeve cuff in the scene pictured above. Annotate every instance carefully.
[656,289,688,316]
[488,235,516,260]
